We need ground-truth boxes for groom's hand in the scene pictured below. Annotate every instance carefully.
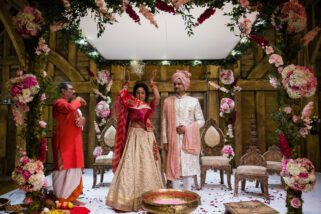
[176,125,186,134]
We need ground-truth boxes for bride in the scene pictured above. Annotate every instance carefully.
[106,69,164,212]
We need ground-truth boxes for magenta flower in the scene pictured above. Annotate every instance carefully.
[23,76,38,88]
[22,170,32,180]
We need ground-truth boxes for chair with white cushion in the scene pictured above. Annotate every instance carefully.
[259,145,283,187]
[200,119,232,190]
[92,118,116,188]
[234,146,269,200]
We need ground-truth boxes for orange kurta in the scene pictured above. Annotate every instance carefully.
[52,98,84,170]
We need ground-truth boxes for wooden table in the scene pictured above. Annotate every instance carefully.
[224,200,279,214]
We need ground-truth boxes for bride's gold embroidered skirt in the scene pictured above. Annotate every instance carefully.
[106,127,164,211]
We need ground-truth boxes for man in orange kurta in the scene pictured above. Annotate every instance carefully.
[52,82,86,204]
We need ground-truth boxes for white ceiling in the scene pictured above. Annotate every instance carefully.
[79,3,257,60]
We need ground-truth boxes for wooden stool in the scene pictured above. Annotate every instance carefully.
[224,200,279,214]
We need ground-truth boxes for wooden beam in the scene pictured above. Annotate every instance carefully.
[6,0,28,10]
[247,55,272,79]
[310,34,321,64]
[87,93,96,167]
[68,42,77,67]
[207,90,220,124]
[0,0,26,69]
[48,50,85,81]
[0,56,19,65]
[238,80,276,91]
[256,92,266,153]
[234,92,243,166]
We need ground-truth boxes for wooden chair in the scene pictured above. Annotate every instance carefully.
[256,145,283,187]
[92,118,116,188]
[200,119,232,190]
[234,146,269,200]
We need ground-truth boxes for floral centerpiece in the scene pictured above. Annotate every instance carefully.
[12,150,47,212]
[281,158,316,212]
[274,102,314,158]
[12,6,45,38]
[92,69,113,127]
[219,98,235,117]
[221,145,235,161]
[281,64,317,99]
[271,0,307,34]
[7,72,40,126]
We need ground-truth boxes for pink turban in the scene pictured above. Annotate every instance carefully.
[172,70,191,90]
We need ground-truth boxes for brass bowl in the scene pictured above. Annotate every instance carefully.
[142,189,200,214]
[0,198,10,210]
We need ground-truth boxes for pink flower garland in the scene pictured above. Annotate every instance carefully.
[139,5,158,28]
[171,0,191,8]
[302,26,321,46]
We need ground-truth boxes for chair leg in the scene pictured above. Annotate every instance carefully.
[193,175,199,190]
[263,176,269,200]
[100,168,104,183]
[220,170,224,184]
[234,175,239,196]
[255,180,260,188]
[201,168,206,189]
[241,180,246,191]
[227,168,232,190]
[92,167,97,188]
[260,180,264,193]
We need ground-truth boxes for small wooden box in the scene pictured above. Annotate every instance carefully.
[224,200,279,214]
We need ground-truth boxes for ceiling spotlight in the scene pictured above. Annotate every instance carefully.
[193,60,202,65]
[240,37,249,44]
[89,51,99,56]
[161,60,170,65]
[231,50,241,56]
[75,38,87,45]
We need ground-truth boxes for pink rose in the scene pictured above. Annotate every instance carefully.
[301,101,314,120]
[290,197,302,209]
[23,197,33,204]
[40,93,47,101]
[265,46,274,54]
[239,0,249,8]
[292,115,299,123]
[269,54,284,67]
[39,120,47,128]
[283,106,292,114]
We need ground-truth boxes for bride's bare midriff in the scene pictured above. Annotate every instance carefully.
[130,121,145,128]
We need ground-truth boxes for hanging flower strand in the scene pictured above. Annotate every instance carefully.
[96,0,117,23]
[123,0,140,24]
[155,0,175,15]
[196,8,216,25]
[139,5,158,28]
[171,0,191,8]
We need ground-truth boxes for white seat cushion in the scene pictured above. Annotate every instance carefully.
[95,153,113,164]
[266,161,282,171]
[236,165,267,175]
[201,156,230,166]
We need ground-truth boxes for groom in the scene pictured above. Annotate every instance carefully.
[162,70,205,190]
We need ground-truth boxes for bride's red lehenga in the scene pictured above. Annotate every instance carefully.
[106,82,164,212]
